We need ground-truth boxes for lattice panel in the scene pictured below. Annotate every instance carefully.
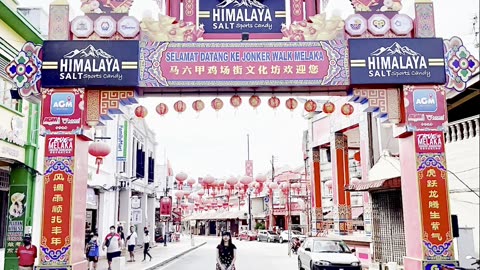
[99,90,135,116]
[0,170,9,191]
[372,190,406,264]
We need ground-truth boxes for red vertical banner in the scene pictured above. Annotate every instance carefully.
[40,134,76,265]
[160,196,172,219]
[245,160,253,177]
[172,207,182,225]
[415,131,454,260]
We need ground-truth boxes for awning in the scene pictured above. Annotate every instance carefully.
[368,151,401,182]
[0,157,42,176]
[345,177,401,192]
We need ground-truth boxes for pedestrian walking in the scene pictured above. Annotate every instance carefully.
[216,231,236,270]
[126,226,138,262]
[102,225,122,270]
[85,233,99,270]
[17,235,37,270]
[142,230,153,262]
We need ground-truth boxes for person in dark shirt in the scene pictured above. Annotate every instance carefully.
[216,231,236,270]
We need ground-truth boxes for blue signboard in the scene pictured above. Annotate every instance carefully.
[349,38,446,85]
[41,41,139,88]
[198,0,286,34]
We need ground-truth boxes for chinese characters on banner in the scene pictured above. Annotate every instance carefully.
[40,134,75,264]
[160,196,172,219]
[139,41,349,88]
[5,185,27,257]
[415,131,454,260]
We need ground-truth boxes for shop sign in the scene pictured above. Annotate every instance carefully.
[139,40,349,88]
[42,41,139,87]
[0,116,25,146]
[172,207,182,225]
[415,131,445,154]
[4,185,27,257]
[131,209,142,224]
[404,85,447,132]
[423,261,458,270]
[198,0,286,34]
[415,133,454,260]
[0,140,24,162]
[41,155,74,264]
[117,121,128,161]
[41,89,84,134]
[45,135,75,157]
[349,38,446,85]
[160,196,172,218]
[131,196,141,209]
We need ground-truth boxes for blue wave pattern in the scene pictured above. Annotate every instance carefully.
[417,155,446,172]
[40,245,70,263]
[423,240,453,259]
[44,160,74,176]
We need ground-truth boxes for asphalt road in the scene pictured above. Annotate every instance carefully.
[157,237,298,270]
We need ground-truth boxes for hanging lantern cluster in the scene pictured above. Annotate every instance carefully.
[135,97,354,117]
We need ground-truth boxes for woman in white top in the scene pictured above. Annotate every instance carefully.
[126,226,138,262]
[142,230,152,262]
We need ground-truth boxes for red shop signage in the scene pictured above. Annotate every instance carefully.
[160,196,172,218]
[41,89,84,134]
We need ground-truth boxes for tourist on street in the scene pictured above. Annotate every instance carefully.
[142,230,153,262]
[126,226,138,262]
[216,231,236,270]
[85,233,99,270]
[102,226,122,270]
[17,235,37,270]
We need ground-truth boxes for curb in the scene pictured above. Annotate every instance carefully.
[145,241,207,270]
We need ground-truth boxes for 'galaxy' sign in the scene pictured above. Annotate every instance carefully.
[198,0,286,34]
[41,41,139,87]
[349,38,446,85]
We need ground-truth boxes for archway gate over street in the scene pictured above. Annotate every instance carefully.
[4,0,479,269]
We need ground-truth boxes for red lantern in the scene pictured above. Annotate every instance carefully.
[230,95,242,109]
[174,100,187,113]
[285,98,298,111]
[322,101,335,114]
[175,172,188,189]
[268,96,280,109]
[354,151,361,162]
[249,95,261,109]
[88,141,111,174]
[192,100,205,113]
[304,99,317,112]
[211,98,224,111]
[134,105,148,118]
[156,103,168,116]
[341,103,354,116]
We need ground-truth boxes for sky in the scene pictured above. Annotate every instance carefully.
[16,0,480,178]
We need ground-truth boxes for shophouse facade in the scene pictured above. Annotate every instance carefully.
[0,1,43,269]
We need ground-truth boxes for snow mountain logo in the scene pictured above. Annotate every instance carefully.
[370,42,420,57]
[64,45,113,59]
[217,0,266,9]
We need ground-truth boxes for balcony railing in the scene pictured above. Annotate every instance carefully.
[445,115,480,143]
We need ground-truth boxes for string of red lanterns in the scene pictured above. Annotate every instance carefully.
[134,97,356,118]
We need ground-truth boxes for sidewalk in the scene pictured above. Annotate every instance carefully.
[96,236,207,270]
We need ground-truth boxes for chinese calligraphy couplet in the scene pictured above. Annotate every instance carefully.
[40,135,75,265]
[415,131,454,260]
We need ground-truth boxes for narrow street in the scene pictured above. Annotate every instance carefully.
[158,237,297,270]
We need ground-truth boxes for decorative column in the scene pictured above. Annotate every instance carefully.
[331,133,352,235]
[414,0,435,38]
[311,148,323,234]
[48,0,70,40]
[399,85,456,269]
[305,0,316,18]
[182,0,196,24]
[170,0,181,21]
[290,0,304,22]
[358,112,373,237]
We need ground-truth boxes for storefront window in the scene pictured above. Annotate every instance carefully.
[0,76,21,112]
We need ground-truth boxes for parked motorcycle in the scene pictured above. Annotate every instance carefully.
[290,237,301,255]
[441,256,480,270]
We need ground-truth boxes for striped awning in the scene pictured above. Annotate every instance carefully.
[344,178,401,192]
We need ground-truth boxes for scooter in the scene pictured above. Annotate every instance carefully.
[441,256,480,270]
[291,237,301,255]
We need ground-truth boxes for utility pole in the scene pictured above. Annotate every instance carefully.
[164,176,169,247]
